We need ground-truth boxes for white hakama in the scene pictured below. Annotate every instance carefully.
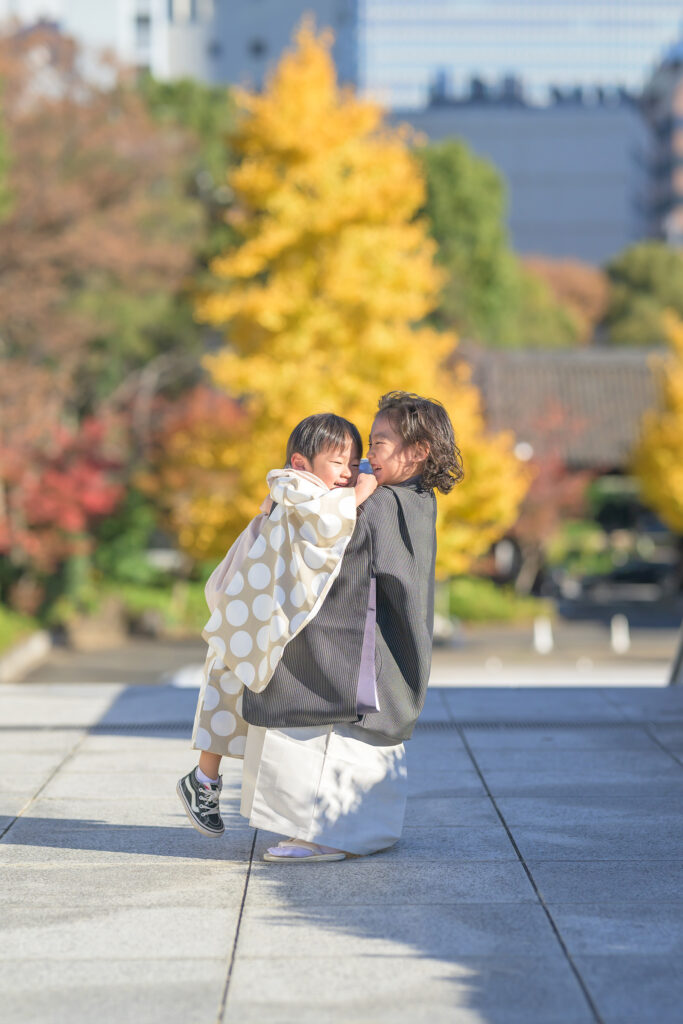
[240,723,408,856]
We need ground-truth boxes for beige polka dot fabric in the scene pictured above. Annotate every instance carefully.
[191,469,357,759]
[192,648,249,758]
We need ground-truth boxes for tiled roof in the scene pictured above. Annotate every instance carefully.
[462,346,662,469]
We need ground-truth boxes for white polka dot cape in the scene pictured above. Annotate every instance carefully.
[191,469,357,759]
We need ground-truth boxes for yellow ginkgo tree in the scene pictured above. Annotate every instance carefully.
[192,20,530,574]
[632,311,683,533]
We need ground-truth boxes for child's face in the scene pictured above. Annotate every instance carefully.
[292,439,361,489]
[367,414,427,485]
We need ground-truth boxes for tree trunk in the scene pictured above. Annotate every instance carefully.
[669,625,683,686]
[514,546,543,596]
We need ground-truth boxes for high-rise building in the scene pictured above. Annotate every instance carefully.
[395,98,648,264]
[358,1,683,109]
[640,41,683,244]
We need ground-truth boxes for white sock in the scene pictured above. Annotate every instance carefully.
[196,766,219,786]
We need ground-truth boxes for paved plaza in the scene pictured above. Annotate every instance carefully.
[1,665,682,1023]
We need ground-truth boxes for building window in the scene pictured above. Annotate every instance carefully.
[248,38,267,60]
[136,14,151,49]
[169,0,193,23]
[207,40,222,59]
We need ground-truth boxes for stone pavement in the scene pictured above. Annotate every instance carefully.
[1,679,682,1024]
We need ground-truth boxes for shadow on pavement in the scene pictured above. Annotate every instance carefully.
[1,810,251,862]
[7,679,683,1023]
[88,683,201,737]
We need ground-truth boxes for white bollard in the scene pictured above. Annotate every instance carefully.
[533,616,554,654]
[610,614,631,655]
[0,631,51,683]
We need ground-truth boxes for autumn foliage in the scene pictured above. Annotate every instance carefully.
[194,22,530,572]
[0,28,199,411]
[509,404,593,592]
[0,27,201,599]
[522,257,610,345]
[138,386,247,560]
[632,312,683,532]
[0,417,124,572]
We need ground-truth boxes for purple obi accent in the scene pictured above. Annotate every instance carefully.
[356,577,380,714]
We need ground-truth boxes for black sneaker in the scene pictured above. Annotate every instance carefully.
[176,768,224,837]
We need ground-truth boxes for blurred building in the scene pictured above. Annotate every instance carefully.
[0,0,358,84]
[3,1,683,108]
[463,345,658,472]
[358,1,683,110]
[640,40,683,245]
[393,91,648,265]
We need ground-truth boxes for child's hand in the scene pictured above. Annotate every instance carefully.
[354,473,378,506]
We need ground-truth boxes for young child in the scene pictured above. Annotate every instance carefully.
[177,412,376,837]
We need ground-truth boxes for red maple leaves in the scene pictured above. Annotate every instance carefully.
[0,417,124,570]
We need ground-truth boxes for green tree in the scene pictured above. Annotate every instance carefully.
[418,139,579,348]
[137,73,238,262]
[118,75,241,426]
[523,256,609,344]
[603,241,683,346]
[418,139,519,341]
[0,84,11,221]
[514,267,581,348]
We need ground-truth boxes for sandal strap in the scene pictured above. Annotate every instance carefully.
[278,839,341,855]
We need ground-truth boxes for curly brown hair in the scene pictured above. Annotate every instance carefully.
[376,391,464,494]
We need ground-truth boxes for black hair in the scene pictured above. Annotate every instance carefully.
[376,391,464,494]
[285,413,362,466]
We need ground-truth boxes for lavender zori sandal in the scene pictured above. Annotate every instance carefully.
[263,839,347,863]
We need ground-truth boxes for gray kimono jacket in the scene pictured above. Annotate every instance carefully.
[241,477,437,743]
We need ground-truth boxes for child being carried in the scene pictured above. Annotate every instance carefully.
[177,413,376,837]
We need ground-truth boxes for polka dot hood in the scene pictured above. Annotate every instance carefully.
[191,469,357,760]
